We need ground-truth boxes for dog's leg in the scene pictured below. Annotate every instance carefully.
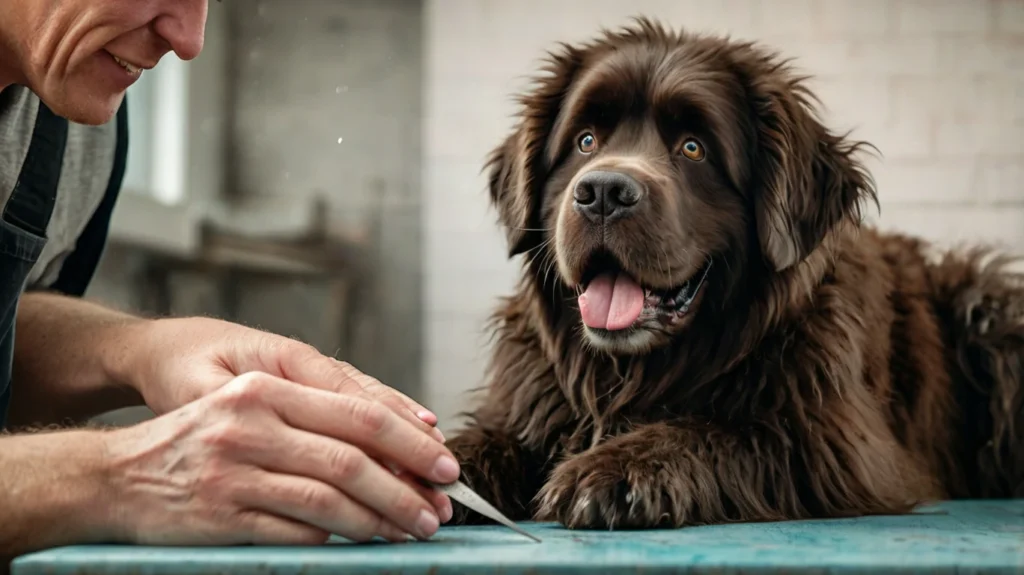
[443,422,549,524]
[534,419,932,530]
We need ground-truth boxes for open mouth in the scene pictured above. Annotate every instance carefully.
[108,52,143,77]
[576,251,712,332]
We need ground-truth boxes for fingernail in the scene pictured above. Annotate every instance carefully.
[441,500,453,523]
[432,427,446,443]
[416,509,440,539]
[416,409,436,422]
[432,455,460,482]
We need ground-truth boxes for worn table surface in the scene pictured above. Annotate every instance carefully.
[11,501,1024,575]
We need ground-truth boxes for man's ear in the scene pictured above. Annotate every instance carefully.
[747,60,879,272]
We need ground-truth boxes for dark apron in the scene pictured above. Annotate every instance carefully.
[0,94,128,429]
[0,99,69,428]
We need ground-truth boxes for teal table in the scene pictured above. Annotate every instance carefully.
[11,501,1024,574]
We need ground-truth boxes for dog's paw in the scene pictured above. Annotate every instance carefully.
[534,451,683,530]
[442,428,535,526]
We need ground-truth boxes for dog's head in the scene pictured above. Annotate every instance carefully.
[486,18,877,355]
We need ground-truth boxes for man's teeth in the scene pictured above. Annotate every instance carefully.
[112,55,141,75]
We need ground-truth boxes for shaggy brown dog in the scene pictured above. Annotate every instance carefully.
[444,17,1024,530]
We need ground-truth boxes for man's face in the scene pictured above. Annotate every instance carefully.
[8,0,208,125]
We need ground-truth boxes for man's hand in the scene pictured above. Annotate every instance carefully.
[6,295,462,553]
[105,371,458,543]
[108,372,456,540]
[0,372,459,556]
[120,316,444,443]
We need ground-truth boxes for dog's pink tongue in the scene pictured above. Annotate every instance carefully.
[578,272,644,331]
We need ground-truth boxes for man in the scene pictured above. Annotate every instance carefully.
[0,0,458,559]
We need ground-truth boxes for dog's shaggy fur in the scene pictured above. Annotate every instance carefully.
[444,18,1024,530]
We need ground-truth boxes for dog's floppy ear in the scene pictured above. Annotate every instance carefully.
[485,46,585,259]
[484,129,540,258]
[744,57,878,272]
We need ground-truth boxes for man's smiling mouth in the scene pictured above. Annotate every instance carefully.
[109,53,143,76]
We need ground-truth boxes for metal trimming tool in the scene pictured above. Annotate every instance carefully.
[429,480,542,543]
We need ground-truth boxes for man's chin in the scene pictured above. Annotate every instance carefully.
[61,97,124,126]
[44,82,125,126]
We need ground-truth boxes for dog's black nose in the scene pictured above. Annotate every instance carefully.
[573,170,644,224]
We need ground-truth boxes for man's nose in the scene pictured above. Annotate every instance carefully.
[153,0,208,61]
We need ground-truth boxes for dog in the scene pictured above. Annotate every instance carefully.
[443,17,1024,530]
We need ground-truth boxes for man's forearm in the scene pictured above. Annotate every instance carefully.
[0,428,118,559]
[10,292,146,427]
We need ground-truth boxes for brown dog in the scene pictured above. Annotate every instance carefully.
[444,17,1024,530]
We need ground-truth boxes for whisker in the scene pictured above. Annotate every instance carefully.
[537,249,549,283]
[659,245,673,284]
[524,239,553,270]
[539,248,559,292]
[523,239,551,257]
[546,259,560,292]
[682,247,695,273]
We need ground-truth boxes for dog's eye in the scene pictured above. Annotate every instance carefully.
[680,138,705,161]
[578,132,598,154]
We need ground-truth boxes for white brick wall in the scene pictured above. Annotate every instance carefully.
[422,0,1024,430]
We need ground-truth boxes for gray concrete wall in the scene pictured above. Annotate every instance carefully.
[226,0,425,397]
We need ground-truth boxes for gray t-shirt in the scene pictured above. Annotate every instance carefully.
[0,85,120,289]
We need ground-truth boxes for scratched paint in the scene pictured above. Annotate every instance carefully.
[11,500,1024,575]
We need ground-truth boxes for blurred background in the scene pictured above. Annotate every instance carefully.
[91,0,1024,432]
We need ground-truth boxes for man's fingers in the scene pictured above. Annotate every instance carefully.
[234,471,410,543]
[223,372,456,538]
[363,382,444,441]
[271,377,461,486]
[333,360,439,427]
[275,343,442,436]
[236,510,331,545]
[394,470,454,523]
[329,360,444,441]
[250,422,444,540]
